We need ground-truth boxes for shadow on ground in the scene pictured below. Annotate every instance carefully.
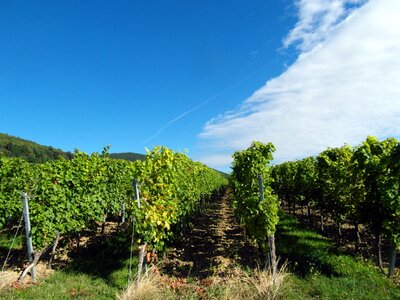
[161,189,260,279]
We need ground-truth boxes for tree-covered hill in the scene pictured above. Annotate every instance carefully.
[0,133,73,163]
[0,133,146,164]
[109,152,146,161]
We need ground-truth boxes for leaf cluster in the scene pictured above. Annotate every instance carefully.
[230,141,280,247]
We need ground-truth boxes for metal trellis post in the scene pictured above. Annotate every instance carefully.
[22,192,36,281]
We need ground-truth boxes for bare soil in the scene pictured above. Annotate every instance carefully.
[161,189,259,280]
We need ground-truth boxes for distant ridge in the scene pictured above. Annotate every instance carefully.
[0,133,145,163]
[109,152,146,162]
[0,133,73,163]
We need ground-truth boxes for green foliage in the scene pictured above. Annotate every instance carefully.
[0,157,31,227]
[0,146,227,250]
[317,145,353,224]
[272,161,298,207]
[353,136,400,245]
[272,157,318,212]
[0,133,73,163]
[230,141,279,246]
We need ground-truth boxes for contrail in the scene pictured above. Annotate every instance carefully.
[142,65,268,145]
[142,91,225,145]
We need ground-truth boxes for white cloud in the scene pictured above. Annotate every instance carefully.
[199,0,400,170]
[284,0,367,51]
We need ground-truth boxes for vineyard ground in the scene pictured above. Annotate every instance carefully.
[277,213,400,299]
[0,221,136,299]
[161,189,259,279]
[287,205,397,271]
[2,191,400,299]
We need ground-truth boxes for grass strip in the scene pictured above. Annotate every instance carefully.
[277,212,400,299]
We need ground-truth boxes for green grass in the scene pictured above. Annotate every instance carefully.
[277,212,400,299]
[3,272,118,300]
[0,231,137,300]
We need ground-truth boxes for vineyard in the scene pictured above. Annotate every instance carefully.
[272,136,400,277]
[1,138,400,299]
[0,146,227,288]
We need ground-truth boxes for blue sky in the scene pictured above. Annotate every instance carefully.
[2,1,400,172]
[0,1,296,155]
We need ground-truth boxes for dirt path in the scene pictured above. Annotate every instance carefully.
[161,189,258,279]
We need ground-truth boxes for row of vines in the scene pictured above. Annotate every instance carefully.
[229,136,400,278]
[230,141,280,275]
[272,136,400,277]
[0,146,228,253]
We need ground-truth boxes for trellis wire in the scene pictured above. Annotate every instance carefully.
[1,214,24,272]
